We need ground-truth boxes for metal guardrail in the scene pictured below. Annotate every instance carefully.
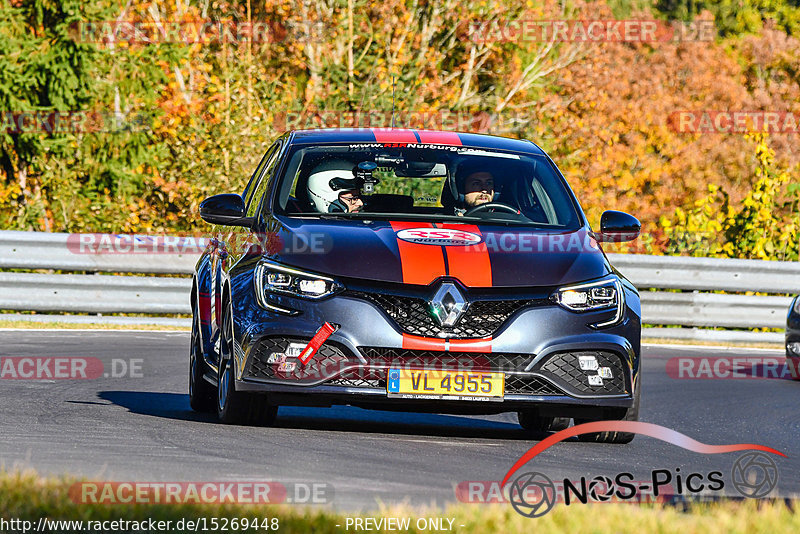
[0,230,198,274]
[640,292,792,329]
[0,272,191,314]
[607,253,800,294]
[0,231,796,340]
[606,253,799,330]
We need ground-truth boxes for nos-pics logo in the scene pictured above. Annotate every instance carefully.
[502,421,783,518]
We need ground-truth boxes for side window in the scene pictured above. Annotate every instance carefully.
[243,143,279,210]
[246,141,283,218]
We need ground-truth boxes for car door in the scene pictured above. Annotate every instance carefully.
[226,139,285,271]
[207,140,283,363]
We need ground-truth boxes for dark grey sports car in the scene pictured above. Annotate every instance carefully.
[189,128,643,443]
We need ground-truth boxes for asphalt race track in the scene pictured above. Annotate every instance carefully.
[1,330,797,511]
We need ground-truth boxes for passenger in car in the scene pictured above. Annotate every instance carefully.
[306,166,364,213]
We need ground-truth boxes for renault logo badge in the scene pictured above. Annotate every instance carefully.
[429,282,467,327]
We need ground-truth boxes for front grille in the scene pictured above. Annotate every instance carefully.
[247,342,625,398]
[347,291,541,339]
[505,375,563,395]
[358,347,532,373]
[327,378,383,389]
[326,374,562,395]
[537,351,627,395]
[247,337,348,382]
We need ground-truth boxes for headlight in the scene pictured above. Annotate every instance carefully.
[255,261,343,313]
[553,277,624,328]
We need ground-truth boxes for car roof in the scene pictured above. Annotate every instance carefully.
[288,128,546,155]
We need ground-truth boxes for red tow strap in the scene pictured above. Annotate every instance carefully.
[298,322,338,365]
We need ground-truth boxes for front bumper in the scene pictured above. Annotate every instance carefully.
[232,283,641,416]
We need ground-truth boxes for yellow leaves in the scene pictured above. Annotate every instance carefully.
[0,181,21,206]
[660,131,800,260]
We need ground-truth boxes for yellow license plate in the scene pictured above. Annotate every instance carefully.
[386,369,504,401]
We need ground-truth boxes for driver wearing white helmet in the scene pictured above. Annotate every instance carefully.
[306,163,364,213]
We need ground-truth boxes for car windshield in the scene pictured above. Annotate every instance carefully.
[275,143,582,229]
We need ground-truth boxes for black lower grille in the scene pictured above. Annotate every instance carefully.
[358,347,532,373]
[327,378,383,389]
[326,374,562,395]
[247,342,625,398]
[346,291,541,338]
[505,375,563,395]
[537,351,627,395]
[247,337,348,382]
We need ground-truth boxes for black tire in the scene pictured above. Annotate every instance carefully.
[216,300,278,426]
[574,382,641,444]
[189,311,215,412]
[517,412,571,433]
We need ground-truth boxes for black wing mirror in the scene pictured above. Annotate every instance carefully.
[199,194,253,226]
[596,210,640,242]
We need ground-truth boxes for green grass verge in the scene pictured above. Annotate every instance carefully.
[1,470,798,533]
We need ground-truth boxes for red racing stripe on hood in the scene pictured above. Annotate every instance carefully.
[439,224,493,287]
[390,221,447,285]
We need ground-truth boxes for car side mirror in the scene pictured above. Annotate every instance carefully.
[597,210,640,242]
[199,194,253,226]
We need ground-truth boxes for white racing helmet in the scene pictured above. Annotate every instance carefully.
[307,161,359,212]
